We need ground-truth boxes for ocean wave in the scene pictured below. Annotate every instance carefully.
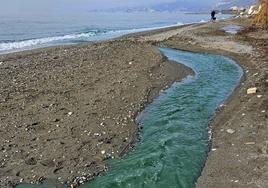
[0,32,97,52]
[0,22,183,53]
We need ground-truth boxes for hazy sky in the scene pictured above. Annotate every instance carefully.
[0,0,214,15]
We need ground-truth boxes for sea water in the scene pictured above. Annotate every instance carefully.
[0,12,230,54]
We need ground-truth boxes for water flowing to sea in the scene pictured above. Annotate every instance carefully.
[17,48,243,188]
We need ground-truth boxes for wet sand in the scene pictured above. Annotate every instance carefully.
[1,17,267,188]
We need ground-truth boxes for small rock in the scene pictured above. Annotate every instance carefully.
[260,145,267,154]
[0,61,3,65]
[68,112,73,116]
[247,87,257,94]
[25,157,37,165]
[226,129,235,134]
[244,142,256,145]
[211,148,217,151]
[129,62,132,65]
[101,150,106,155]
[41,104,49,108]
[40,159,55,167]
[53,119,60,122]
[219,104,225,108]
[257,95,262,98]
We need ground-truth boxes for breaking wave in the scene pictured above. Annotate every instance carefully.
[0,22,183,53]
[0,31,97,52]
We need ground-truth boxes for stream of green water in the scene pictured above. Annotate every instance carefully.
[16,48,243,188]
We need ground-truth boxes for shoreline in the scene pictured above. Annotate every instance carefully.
[1,17,267,188]
[0,15,234,56]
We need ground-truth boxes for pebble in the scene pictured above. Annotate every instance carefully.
[211,148,217,151]
[226,129,235,134]
[68,112,73,116]
[129,61,133,65]
[0,61,3,65]
[261,145,267,154]
[101,150,106,155]
[257,95,262,98]
[244,142,256,145]
[247,87,257,94]
[219,104,225,108]
[53,119,60,122]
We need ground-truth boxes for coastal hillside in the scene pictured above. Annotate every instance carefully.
[102,0,258,12]
[254,0,268,28]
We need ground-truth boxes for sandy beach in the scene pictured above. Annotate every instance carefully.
[0,17,267,188]
[0,40,193,187]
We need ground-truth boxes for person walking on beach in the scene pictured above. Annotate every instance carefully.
[211,10,216,21]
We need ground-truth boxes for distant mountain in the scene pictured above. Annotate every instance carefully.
[93,0,258,13]
[103,1,214,13]
[150,1,213,12]
[215,0,257,9]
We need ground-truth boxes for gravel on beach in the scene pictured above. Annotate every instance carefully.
[0,40,193,187]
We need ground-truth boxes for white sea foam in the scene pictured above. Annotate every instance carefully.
[0,22,184,53]
[0,32,96,52]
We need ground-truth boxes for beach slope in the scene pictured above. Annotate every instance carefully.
[0,40,193,187]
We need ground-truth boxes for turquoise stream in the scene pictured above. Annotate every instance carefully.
[17,48,243,188]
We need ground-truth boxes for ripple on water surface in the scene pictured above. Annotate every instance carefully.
[16,48,243,188]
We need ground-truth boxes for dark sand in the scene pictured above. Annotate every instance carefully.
[1,17,267,188]
[0,40,193,187]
